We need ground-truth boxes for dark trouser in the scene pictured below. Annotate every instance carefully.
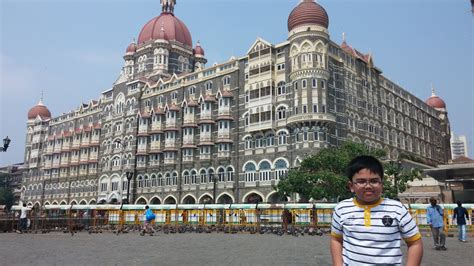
[431,227,446,248]
[20,218,28,232]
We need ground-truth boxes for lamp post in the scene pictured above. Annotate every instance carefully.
[125,172,133,204]
[0,136,11,152]
[212,173,217,204]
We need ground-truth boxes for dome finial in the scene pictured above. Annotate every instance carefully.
[431,83,436,96]
[161,0,176,14]
[342,32,346,42]
[39,90,44,105]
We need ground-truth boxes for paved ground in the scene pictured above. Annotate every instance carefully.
[0,232,472,265]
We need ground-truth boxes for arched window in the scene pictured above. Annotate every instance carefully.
[277,106,286,120]
[278,131,287,145]
[266,134,275,147]
[259,161,271,181]
[245,136,253,149]
[277,81,286,95]
[218,168,225,182]
[275,159,288,180]
[244,162,257,182]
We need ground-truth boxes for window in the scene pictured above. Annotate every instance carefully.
[223,76,230,86]
[278,131,287,145]
[188,86,196,95]
[277,106,286,120]
[277,82,286,96]
[266,134,274,146]
[312,78,317,88]
[313,104,318,113]
[302,80,307,88]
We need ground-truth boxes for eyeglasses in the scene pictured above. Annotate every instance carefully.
[352,179,382,187]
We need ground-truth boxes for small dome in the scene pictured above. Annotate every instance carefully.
[194,41,205,56]
[125,41,137,53]
[28,100,51,120]
[137,13,192,47]
[288,0,329,31]
[426,95,446,109]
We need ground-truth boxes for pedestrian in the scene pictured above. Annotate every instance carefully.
[426,197,447,250]
[452,200,469,242]
[17,203,31,234]
[330,155,423,266]
[141,205,155,236]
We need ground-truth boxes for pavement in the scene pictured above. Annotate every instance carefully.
[0,232,472,265]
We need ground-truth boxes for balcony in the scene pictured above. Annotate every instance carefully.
[218,151,231,158]
[150,123,163,133]
[138,126,149,136]
[247,120,275,133]
[46,146,54,154]
[53,146,61,153]
[183,156,194,163]
[198,112,214,124]
[149,160,161,167]
[165,120,177,129]
[182,137,195,146]
[149,143,162,153]
[164,158,176,165]
[137,145,149,154]
[199,154,211,160]
[286,113,336,126]
[61,143,71,152]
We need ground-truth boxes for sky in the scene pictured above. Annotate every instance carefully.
[0,0,473,166]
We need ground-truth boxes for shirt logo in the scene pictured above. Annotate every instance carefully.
[382,215,393,226]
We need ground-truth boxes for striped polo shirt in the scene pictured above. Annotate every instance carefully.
[331,198,421,265]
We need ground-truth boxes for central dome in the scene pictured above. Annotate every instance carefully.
[288,0,329,31]
[137,13,192,47]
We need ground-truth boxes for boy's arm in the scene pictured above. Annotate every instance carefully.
[330,236,343,266]
[406,238,423,266]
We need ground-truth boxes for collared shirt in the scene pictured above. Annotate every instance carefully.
[426,205,444,228]
[331,198,421,265]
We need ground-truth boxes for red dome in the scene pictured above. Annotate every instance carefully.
[137,13,192,47]
[126,41,137,53]
[426,95,446,109]
[28,101,51,120]
[288,0,329,31]
[194,42,204,56]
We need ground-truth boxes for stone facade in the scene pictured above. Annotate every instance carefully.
[21,0,451,207]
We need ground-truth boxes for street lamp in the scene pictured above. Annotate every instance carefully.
[125,172,133,204]
[211,173,218,204]
[0,136,11,152]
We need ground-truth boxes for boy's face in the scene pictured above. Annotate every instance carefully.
[349,168,383,205]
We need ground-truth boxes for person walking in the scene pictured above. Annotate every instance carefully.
[17,203,31,234]
[426,197,447,250]
[452,201,469,242]
[330,155,423,266]
[141,205,155,236]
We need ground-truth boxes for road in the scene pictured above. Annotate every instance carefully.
[0,232,471,265]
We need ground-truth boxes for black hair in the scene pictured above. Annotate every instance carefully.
[145,205,149,209]
[346,155,384,180]
[23,203,27,207]
[457,201,462,207]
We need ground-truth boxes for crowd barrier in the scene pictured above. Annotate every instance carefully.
[3,203,473,234]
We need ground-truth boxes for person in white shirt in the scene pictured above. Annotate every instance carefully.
[17,203,31,233]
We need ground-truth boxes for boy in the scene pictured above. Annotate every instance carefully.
[330,155,423,266]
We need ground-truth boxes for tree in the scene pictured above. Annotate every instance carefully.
[0,173,15,210]
[0,188,14,210]
[275,141,421,202]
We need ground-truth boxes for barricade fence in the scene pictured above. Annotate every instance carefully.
[3,203,473,234]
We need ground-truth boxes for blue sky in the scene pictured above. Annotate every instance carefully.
[1,0,472,166]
